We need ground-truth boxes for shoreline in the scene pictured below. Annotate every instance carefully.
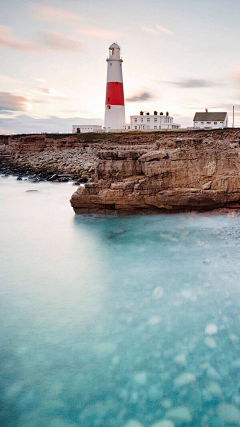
[2,130,240,215]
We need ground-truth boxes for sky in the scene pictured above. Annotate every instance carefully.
[0,0,240,134]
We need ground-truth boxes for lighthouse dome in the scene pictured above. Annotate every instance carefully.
[108,43,121,59]
[109,43,120,49]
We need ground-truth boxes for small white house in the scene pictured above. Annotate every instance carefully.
[193,112,228,129]
[72,125,102,134]
[130,111,180,131]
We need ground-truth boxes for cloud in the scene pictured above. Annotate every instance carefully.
[31,4,84,25]
[0,25,40,52]
[32,4,120,39]
[155,25,173,36]
[141,24,173,36]
[0,92,33,112]
[0,25,83,53]
[169,79,220,88]
[38,88,68,99]
[0,111,15,115]
[40,31,83,52]
[31,77,47,83]
[230,65,240,82]
[79,28,121,39]
[0,74,23,84]
[126,92,153,102]
[0,114,103,134]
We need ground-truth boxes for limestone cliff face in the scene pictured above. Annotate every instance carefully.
[70,130,240,213]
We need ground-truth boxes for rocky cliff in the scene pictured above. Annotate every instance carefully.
[70,129,240,214]
[0,132,158,182]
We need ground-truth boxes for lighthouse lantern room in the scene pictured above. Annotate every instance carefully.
[104,43,125,131]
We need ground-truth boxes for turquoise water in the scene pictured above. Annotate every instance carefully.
[1,177,240,427]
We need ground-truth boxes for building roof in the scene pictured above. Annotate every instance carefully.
[194,112,227,122]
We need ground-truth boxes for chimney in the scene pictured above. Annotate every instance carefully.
[160,112,163,115]
[166,111,169,117]
[146,112,150,115]
[140,111,144,115]
[205,108,208,113]
[154,111,158,115]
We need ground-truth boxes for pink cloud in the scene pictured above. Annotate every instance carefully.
[38,88,68,99]
[156,25,173,36]
[0,92,33,111]
[31,4,84,24]
[0,74,23,84]
[32,4,121,39]
[41,31,83,52]
[79,28,122,39]
[0,25,83,54]
[0,25,40,52]
[141,24,173,36]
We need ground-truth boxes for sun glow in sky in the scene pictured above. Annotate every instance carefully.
[1,0,240,133]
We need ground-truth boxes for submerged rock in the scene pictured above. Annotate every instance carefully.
[148,316,161,326]
[151,420,175,427]
[174,373,196,388]
[203,382,222,402]
[205,324,218,335]
[217,403,240,424]
[160,399,173,409]
[49,419,78,427]
[124,420,145,427]
[165,406,192,423]
[207,367,221,381]
[133,371,147,385]
[204,337,217,349]
[174,354,187,366]
[152,286,164,299]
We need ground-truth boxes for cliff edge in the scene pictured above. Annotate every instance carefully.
[70,129,240,214]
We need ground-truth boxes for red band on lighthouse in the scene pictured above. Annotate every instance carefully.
[105,82,124,106]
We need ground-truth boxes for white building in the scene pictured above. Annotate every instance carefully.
[130,111,180,131]
[72,125,102,134]
[104,43,125,131]
[193,112,228,129]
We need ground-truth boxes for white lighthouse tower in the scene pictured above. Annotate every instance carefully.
[104,43,125,131]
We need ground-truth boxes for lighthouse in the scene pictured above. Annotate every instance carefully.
[104,43,125,131]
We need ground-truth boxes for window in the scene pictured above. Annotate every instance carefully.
[159,126,161,129]
[147,125,150,129]
[154,126,157,129]
[214,122,217,125]
[154,118,157,122]
[220,121,223,124]
[134,118,137,122]
[110,63,112,66]
[201,122,204,124]
[207,121,211,124]
[135,126,137,129]
[107,105,111,109]
[147,118,150,122]
[141,118,143,122]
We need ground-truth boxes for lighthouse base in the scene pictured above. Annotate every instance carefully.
[104,105,125,132]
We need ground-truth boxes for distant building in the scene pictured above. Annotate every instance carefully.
[193,111,228,129]
[130,111,180,131]
[72,125,102,134]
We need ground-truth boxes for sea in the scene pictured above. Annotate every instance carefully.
[1,176,240,427]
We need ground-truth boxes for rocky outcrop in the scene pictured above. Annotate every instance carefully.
[70,129,240,214]
[0,132,158,182]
